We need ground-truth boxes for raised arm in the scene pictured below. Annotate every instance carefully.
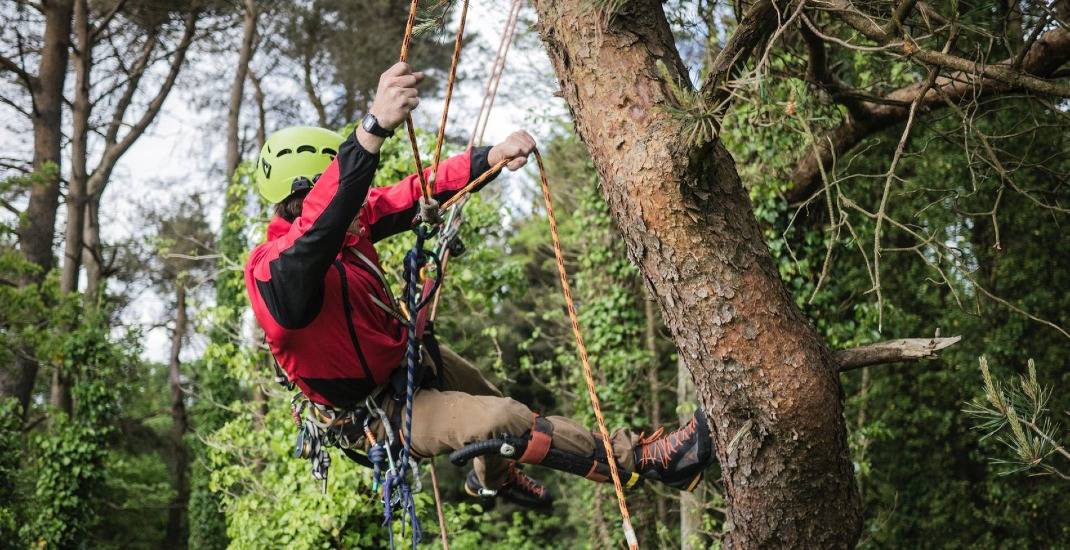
[248,63,424,329]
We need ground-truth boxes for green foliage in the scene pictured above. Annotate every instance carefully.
[657,59,722,147]
[22,304,134,549]
[0,398,24,547]
[189,162,253,550]
[206,406,387,549]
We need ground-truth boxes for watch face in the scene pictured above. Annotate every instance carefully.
[362,114,375,131]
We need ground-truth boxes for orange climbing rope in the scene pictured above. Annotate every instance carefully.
[396,2,637,548]
[428,0,470,186]
[468,0,522,149]
[536,151,639,549]
[399,0,431,202]
[431,0,523,321]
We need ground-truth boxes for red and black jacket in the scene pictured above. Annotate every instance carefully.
[245,132,496,409]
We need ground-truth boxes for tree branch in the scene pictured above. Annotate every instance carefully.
[787,21,1070,203]
[0,53,36,91]
[835,336,961,371]
[90,0,128,40]
[91,10,199,196]
[700,0,793,102]
[103,30,159,147]
[823,0,1070,96]
[800,15,870,118]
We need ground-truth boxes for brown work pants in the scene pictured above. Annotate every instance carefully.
[371,345,640,488]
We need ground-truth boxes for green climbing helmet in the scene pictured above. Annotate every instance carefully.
[255,126,344,203]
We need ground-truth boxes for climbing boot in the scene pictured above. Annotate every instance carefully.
[464,464,554,509]
[634,410,714,491]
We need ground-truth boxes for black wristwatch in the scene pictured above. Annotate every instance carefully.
[361,113,394,138]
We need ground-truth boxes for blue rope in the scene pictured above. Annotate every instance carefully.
[368,444,386,491]
[382,224,439,549]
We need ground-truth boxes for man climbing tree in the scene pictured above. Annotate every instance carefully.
[244,62,717,512]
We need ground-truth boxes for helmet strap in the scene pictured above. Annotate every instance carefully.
[290,176,316,194]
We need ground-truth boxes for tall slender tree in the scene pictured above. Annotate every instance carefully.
[0,0,75,417]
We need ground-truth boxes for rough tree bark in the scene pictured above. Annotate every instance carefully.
[531,1,862,546]
[0,0,74,417]
[164,282,191,548]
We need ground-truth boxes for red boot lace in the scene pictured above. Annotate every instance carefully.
[506,463,546,498]
[637,418,697,469]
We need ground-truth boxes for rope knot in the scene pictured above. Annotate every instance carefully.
[415,196,443,226]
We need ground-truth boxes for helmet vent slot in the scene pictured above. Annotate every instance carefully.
[321,147,337,157]
[276,148,292,157]
[296,145,316,154]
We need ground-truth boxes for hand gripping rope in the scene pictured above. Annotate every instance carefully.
[382,1,469,548]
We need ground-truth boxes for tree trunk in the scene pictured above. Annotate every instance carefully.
[62,0,91,297]
[678,357,707,550]
[248,69,267,148]
[83,199,103,299]
[0,0,75,417]
[531,2,861,547]
[52,0,93,414]
[643,296,668,526]
[164,283,191,548]
[226,0,259,181]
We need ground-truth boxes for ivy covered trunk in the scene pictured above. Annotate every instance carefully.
[531,1,862,547]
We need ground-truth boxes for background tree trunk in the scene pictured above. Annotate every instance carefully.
[52,0,93,414]
[530,2,861,546]
[643,296,668,527]
[0,0,75,418]
[164,283,190,548]
[61,0,91,297]
[226,0,258,181]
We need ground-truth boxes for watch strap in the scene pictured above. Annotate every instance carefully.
[362,113,393,138]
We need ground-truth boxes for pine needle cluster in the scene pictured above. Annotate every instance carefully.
[656,60,723,147]
[964,356,1069,480]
